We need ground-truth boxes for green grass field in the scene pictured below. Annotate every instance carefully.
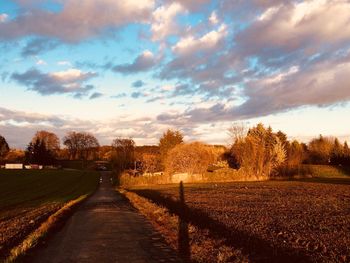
[305,164,350,178]
[0,169,99,259]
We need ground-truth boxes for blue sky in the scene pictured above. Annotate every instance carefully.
[1,0,350,148]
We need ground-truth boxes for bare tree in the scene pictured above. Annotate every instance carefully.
[227,122,247,146]
[307,135,334,164]
[165,142,216,175]
[63,131,99,161]
[111,138,135,172]
[159,129,183,166]
[140,153,161,174]
[32,130,60,154]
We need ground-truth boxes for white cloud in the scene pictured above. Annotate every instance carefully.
[172,24,227,55]
[240,57,350,118]
[11,68,97,96]
[0,13,8,23]
[240,0,350,53]
[151,2,186,41]
[258,6,280,21]
[161,84,174,91]
[209,11,219,25]
[0,0,155,42]
[51,69,88,82]
[36,59,47,66]
[112,50,157,74]
[261,66,299,85]
[57,61,72,66]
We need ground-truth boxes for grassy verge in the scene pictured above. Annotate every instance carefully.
[120,165,350,188]
[119,168,261,188]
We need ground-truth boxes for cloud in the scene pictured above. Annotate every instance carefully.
[0,13,8,23]
[161,54,350,124]
[0,106,93,148]
[157,20,237,99]
[11,68,97,96]
[57,60,72,66]
[151,2,186,41]
[0,106,66,127]
[209,11,219,25]
[112,50,157,74]
[237,0,350,56]
[146,96,164,103]
[21,37,59,57]
[36,58,47,65]
[0,0,155,42]
[111,92,127,99]
[237,57,350,118]
[172,24,227,55]
[163,0,210,11]
[132,80,146,88]
[157,0,350,106]
[89,92,103,99]
[131,91,143,98]
[0,106,165,148]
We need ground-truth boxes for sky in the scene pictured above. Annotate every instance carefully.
[0,0,350,149]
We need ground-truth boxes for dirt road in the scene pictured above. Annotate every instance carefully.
[29,172,181,263]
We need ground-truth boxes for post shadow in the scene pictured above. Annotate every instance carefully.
[178,181,191,262]
[131,187,313,263]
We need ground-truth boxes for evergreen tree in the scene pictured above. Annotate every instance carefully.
[0,135,10,160]
[159,129,183,166]
[25,139,55,165]
[331,138,343,165]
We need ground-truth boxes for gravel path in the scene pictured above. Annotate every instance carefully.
[29,172,181,263]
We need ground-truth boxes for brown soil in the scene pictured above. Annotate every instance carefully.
[0,203,61,260]
[130,180,350,263]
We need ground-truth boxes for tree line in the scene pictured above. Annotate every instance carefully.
[1,125,350,178]
[0,131,100,166]
[228,123,350,178]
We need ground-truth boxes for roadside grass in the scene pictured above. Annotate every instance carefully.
[120,165,350,188]
[0,169,99,260]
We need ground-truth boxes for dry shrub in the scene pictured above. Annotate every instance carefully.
[165,142,216,175]
[111,138,135,171]
[140,153,162,174]
[159,129,184,167]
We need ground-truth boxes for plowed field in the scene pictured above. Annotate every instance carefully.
[130,179,350,262]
